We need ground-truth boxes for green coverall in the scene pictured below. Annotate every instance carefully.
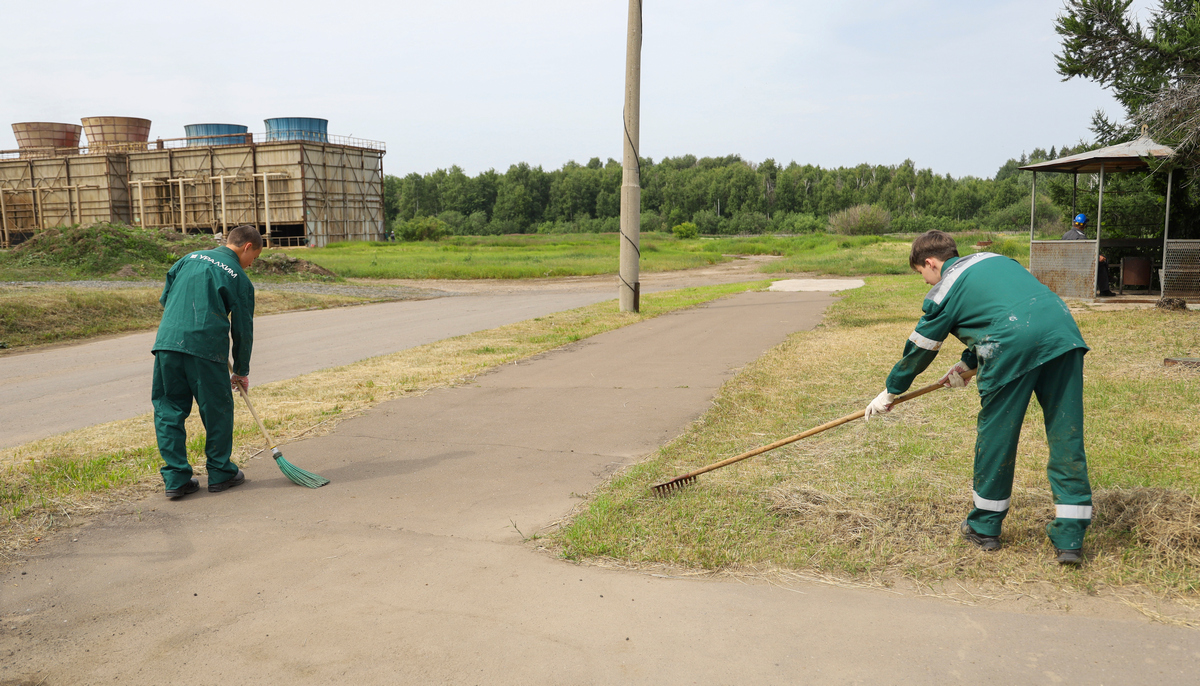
[885,253,1093,550]
[152,246,255,491]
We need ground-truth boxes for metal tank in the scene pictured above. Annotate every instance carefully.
[81,116,151,152]
[264,117,328,143]
[184,123,249,147]
[12,122,82,156]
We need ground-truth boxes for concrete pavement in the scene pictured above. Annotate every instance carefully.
[0,291,611,449]
[4,288,1197,685]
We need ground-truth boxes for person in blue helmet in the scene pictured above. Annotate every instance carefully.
[1062,214,1114,296]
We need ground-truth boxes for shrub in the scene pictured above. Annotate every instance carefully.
[773,212,825,234]
[437,210,466,234]
[640,210,663,232]
[397,216,449,241]
[980,195,1063,233]
[890,215,980,234]
[828,204,892,235]
[728,211,770,235]
[691,209,719,235]
[466,211,490,235]
[671,222,699,239]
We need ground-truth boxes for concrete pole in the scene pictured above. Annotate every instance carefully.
[1162,168,1173,295]
[1095,163,1105,299]
[618,0,642,312]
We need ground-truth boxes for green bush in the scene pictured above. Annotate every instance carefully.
[671,222,699,239]
[773,212,826,234]
[728,211,770,234]
[980,195,1063,234]
[890,215,980,234]
[691,209,720,235]
[828,204,891,235]
[397,216,450,241]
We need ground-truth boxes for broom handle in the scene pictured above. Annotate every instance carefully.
[673,369,977,481]
[229,362,278,449]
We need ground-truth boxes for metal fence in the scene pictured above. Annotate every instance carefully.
[1162,240,1200,298]
[1030,240,1097,299]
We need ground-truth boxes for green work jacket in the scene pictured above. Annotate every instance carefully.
[153,246,255,376]
[886,253,1088,397]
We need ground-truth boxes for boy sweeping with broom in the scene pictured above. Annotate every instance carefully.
[864,230,1093,564]
[152,225,262,499]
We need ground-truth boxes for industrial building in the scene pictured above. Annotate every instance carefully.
[0,116,386,248]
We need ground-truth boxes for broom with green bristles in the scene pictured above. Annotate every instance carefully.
[230,364,329,489]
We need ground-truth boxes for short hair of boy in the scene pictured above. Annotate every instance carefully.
[226,225,263,250]
[909,230,960,270]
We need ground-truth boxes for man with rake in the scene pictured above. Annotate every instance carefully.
[152,225,262,499]
[864,230,1093,565]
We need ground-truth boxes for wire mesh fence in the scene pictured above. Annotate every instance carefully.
[1162,240,1200,298]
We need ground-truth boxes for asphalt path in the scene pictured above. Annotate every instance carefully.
[0,259,775,449]
[0,292,624,449]
[4,288,1198,685]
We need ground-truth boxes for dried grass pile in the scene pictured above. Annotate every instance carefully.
[1094,488,1200,564]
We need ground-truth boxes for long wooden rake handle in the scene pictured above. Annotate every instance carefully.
[228,362,279,452]
[651,369,977,494]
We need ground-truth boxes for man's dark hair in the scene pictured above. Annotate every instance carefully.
[226,225,263,250]
[909,230,959,270]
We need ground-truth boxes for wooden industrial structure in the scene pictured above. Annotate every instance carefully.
[0,128,386,248]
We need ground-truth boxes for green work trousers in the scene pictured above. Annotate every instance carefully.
[152,350,239,491]
[967,348,1092,550]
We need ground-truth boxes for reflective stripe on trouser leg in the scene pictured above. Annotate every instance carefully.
[152,351,196,491]
[189,354,240,486]
[1035,349,1093,550]
[968,368,1038,537]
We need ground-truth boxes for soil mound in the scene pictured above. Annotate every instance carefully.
[249,252,337,279]
[5,223,214,277]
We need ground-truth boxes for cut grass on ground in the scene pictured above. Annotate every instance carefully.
[0,280,769,554]
[555,275,1200,600]
[0,288,375,352]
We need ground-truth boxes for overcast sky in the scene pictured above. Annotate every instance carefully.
[0,1,1153,179]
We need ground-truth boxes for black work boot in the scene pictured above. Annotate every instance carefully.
[1055,548,1083,565]
[208,469,246,493]
[960,520,1001,551]
[165,478,199,500]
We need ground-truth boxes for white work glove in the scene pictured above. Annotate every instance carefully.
[864,390,896,422]
[939,361,971,389]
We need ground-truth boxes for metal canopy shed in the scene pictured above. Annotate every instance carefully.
[1019,134,1196,300]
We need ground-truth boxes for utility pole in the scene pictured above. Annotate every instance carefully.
[619,0,642,312]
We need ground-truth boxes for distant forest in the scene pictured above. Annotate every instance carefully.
[383,147,1195,239]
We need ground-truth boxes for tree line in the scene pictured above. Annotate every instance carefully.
[383,148,1193,239]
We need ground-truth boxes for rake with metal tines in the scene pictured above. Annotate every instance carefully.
[650,369,976,496]
[230,364,330,489]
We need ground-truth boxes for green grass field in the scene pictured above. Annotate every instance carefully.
[282,233,727,279]
[273,231,1031,280]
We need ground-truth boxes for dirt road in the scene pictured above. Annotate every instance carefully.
[4,287,1197,685]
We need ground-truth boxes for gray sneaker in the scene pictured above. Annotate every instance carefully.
[960,521,1001,551]
[1055,547,1083,565]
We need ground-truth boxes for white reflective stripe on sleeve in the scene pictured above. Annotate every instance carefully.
[908,330,943,351]
[1055,504,1093,520]
[973,491,1010,512]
